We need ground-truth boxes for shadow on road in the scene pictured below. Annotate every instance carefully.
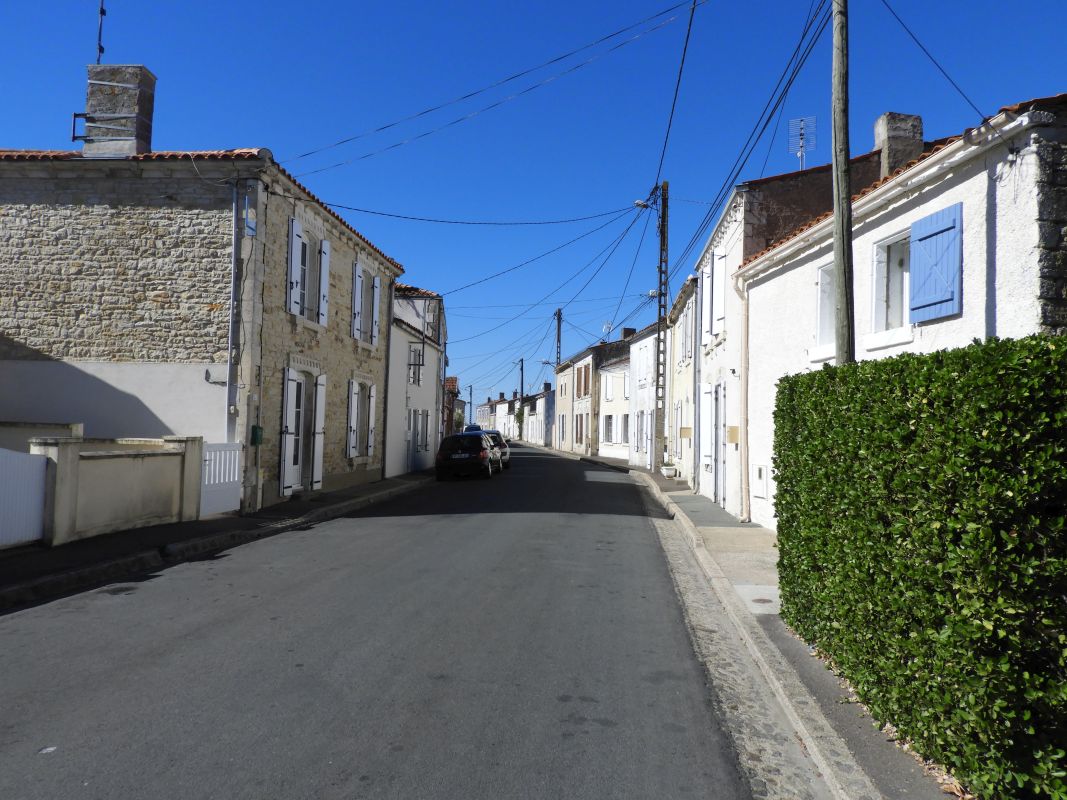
[346,448,670,520]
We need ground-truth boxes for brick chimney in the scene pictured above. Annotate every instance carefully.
[874,112,923,179]
[80,65,156,156]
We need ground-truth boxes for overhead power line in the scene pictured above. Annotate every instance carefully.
[333,204,633,226]
[442,208,634,296]
[283,0,704,166]
[654,0,699,186]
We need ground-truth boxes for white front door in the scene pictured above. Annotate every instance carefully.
[281,369,305,495]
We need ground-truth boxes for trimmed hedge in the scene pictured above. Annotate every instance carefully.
[774,336,1067,799]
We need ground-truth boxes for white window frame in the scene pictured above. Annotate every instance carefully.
[812,263,836,362]
[866,233,915,351]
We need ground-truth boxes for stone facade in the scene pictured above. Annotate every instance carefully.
[1036,138,1067,334]
[0,161,233,362]
[0,151,403,512]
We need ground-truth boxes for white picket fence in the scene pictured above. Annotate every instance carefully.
[0,447,46,548]
[200,443,243,516]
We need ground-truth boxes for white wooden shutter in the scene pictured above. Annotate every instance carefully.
[310,374,326,489]
[712,256,726,336]
[352,261,364,339]
[280,367,299,496]
[371,276,382,347]
[287,219,304,316]
[702,262,713,338]
[317,239,331,326]
[367,384,377,457]
[346,379,358,457]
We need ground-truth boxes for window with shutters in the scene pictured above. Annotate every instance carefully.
[604,375,613,401]
[909,203,963,323]
[873,236,910,332]
[623,371,630,399]
[346,380,376,458]
[603,415,614,443]
[351,257,381,347]
[622,414,629,444]
[408,344,424,385]
[287,218,330,325]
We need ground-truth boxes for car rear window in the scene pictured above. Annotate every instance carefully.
[488,433,505,446]
[440,436,484,454]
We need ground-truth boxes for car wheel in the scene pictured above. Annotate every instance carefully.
[483,461,493,479]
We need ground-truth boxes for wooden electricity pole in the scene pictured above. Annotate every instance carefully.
[653,181,669,470]
[555,308,562,366]
[831,0,856,364]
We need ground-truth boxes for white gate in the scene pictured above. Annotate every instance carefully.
[201,443,243,516]
[0,447,46,548]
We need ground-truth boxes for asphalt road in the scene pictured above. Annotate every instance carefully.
[0,446,750,800]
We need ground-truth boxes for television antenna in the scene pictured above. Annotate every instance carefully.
[788,116,816,171]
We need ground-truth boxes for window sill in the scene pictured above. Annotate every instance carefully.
[863,326,914,351]
[292,314,326,333]
[808,343,835,364]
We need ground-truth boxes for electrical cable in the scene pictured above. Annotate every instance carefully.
[608,208,654,329]
[653,0,698,186]
[442,208,634,296]
[295,15,692,178]
[283,0,704,164]
[329,204,634,226]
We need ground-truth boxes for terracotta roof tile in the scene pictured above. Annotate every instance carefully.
[739,135,963,268]
[0,148,403,271]
[395,282,440,298]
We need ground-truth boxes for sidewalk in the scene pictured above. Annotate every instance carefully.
[558,447,946,800]
[0,472,431,612]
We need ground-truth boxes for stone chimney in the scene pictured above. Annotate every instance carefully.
[498,392,505,401]
[543,381,552,393]
[874,112,923,179]
[81,65,156,156]
[512,390,518,399]
[621,327,636,340]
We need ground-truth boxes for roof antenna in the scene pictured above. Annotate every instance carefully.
[96,0,106,64]
[788,116,816,171]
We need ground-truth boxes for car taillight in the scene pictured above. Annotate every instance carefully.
[479,449,488,460]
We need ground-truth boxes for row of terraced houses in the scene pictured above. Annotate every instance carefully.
[539,95,1067,529]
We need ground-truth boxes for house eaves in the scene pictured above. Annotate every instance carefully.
[735,100,1063,284]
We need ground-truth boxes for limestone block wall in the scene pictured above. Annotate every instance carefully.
[248,169,402,506]
[0,163,233,363]
[1037,137,1067,334]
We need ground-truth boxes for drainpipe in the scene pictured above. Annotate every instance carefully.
[226,181,242,445]
[380,277,395,480]
[732,271,751,522]
[692,278,702,495]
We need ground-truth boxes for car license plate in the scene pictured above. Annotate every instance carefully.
[451,454,469,459]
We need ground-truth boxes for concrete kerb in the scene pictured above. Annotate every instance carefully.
[531,442,883,800]
[0,476,431,612]
[628,469,882,800]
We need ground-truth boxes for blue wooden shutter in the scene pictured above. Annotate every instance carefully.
[909,203,962,323]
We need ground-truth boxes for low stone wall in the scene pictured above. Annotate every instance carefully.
[29,436,202,546]
[0,421,83,452]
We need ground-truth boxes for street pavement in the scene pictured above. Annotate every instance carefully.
[0,445,751,800]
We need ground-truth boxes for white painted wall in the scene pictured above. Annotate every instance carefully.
[628,333,657,469]
[597,366,630,460]
[385,326,443,477]
[0,361,227,441]
[743,140,1043,529]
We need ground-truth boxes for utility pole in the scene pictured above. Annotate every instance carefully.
[555,308,562,366]
[468,384,473,425]
[831,0,856,364]
[518,357,525,439]
[653,181,669,471]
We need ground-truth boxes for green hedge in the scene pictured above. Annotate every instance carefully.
[774,336,1067,799]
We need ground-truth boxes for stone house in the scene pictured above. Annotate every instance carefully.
[554,336,632,457]
[475,397,495,430]
[708,94,1067,529]
[385,283,446,477]
[0,65,404,512]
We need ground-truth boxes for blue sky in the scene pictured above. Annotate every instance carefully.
[4,1,1065,403]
